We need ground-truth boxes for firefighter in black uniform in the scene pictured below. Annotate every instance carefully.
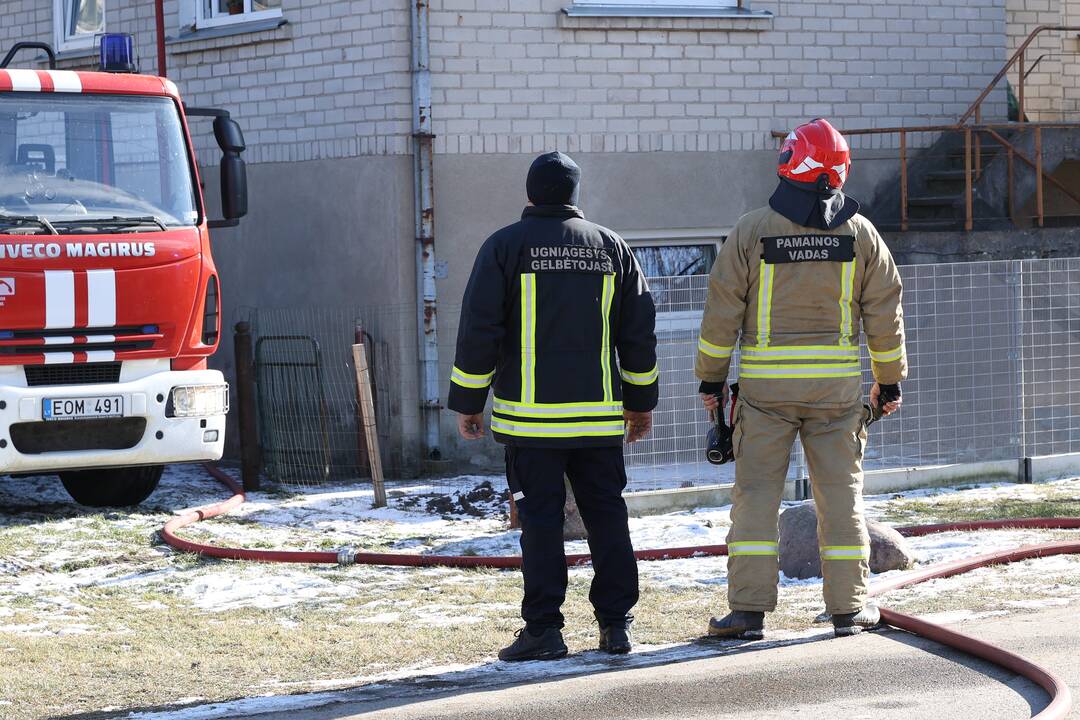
[449,152,659,662]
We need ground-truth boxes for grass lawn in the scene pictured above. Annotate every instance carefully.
[0,473,1077,719]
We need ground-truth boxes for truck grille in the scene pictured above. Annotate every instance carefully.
[0,325,162,361]
[24,362,122,387]
[10,418,146,454]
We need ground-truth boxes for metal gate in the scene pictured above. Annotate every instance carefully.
[255,335,333,486]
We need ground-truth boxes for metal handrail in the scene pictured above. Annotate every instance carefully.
[958,24,1080,126]
[766,26,1080,232]
[1023,51,1080,81]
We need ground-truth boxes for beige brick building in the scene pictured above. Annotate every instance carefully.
[1,0,1069,471]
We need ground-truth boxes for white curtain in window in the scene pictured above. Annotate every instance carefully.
[68,0,104,36]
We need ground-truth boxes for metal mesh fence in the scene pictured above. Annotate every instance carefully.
[624,257,1080,492]
[240,258,1080,494]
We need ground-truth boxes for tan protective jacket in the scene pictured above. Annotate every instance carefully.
[696,206,907,407]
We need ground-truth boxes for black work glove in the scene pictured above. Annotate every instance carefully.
[698,380,726,396]
[878,383,901,405]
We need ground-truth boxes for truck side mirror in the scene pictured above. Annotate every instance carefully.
[185,106,248,229]
[213,117,247,222]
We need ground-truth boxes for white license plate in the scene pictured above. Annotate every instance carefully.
[43,396,124,421]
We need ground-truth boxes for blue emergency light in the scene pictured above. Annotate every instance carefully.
[99,33,138,73]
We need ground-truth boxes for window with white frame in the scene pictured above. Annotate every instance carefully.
[576,0,739,6]
[630,238,722,316]
[567,0,743,15]
[196,0,282,29]
[54,0,105,52]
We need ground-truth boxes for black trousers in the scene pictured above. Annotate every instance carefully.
[505,445,639,630]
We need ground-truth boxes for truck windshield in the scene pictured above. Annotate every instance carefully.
[0,93,198,230]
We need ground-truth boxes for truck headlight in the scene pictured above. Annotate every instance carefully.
[168,384,230,418]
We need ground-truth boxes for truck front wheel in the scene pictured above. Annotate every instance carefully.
[59,465,165,507]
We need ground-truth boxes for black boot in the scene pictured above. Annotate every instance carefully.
[707,611,765,640]
[832,605,881,637]
[498,627,569,662]
[598,624,633,654]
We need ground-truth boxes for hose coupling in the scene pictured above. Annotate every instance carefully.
[337,547,358,566]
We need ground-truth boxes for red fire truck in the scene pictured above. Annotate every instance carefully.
[0,37,246,506]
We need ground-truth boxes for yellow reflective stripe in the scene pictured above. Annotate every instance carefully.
[491,418,625,438]
[757,260,774,347]
[698,337,734,358]
[729,541,779,557]
[821,545,869,560]
[493,397,624,409]
[600,273,615,402]
[520,273,536,404]
[450,366,494,388]
[493,398,623,418]
[740,363,862,379]
[838,260,856,345]
[620,365,659,386]
[741,345,860,361]
[869,345,904,363]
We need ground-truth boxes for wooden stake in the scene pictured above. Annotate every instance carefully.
[353,343,387,508]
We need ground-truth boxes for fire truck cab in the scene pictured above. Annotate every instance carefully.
[0,38,246,506]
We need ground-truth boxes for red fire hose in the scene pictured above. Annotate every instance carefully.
[163,464,1079,718]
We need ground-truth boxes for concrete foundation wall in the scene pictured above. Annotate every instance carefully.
[206,155,420,463]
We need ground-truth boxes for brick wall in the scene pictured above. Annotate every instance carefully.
[1,1,412,164]
[2,0,1012,162]
[1006,0,1065,121]
[427,0,1008,154]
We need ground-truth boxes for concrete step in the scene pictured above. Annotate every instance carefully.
[877,218,965,232]
[908,195,960,206]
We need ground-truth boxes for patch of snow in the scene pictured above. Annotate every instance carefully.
[180,567,356,612]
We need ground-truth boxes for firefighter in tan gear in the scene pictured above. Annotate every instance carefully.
[697,119,906,639]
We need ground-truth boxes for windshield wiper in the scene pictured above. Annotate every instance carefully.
[53,215,169,232]
[0,214,59,235]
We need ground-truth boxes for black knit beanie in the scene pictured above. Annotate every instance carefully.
[526,151,581,206]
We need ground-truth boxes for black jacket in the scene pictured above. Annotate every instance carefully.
[448,205,659,448]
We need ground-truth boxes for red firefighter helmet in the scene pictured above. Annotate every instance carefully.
[777,118,850,190]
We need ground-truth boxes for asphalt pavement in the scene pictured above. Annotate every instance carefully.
[247,606,1079,720]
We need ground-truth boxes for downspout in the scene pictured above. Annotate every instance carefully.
[410,0,442,462]
[154,0,167,77]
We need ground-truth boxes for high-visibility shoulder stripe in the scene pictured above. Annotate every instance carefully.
[869,345,905,363]
[493,398,624,418]
[450,366,495,389]
[698,337,734,358]
[757,260,774,347]
[620,365,659,386]
[520,273,537,404]
[838,259,856,345]
[741,345,860,361]
[491,418,625,438]
[600,273,615,402]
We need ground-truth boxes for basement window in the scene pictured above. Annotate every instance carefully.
[631,239,720,315]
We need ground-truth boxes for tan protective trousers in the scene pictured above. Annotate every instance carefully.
[727,397,870,615]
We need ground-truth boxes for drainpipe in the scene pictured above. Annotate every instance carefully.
[410,0,442,462]
[154,0,167,77]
